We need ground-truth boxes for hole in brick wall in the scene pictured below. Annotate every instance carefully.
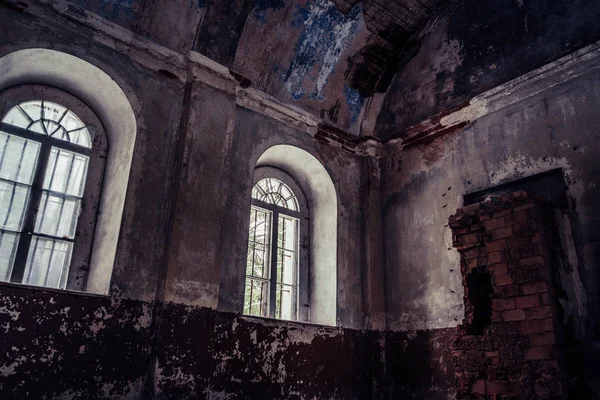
[466,266,493,335]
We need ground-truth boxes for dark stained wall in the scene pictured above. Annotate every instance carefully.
[375,0,600,139]
[0,284,456,400]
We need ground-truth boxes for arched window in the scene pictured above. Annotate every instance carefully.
[0,86,106,290]
[244,167,309,321]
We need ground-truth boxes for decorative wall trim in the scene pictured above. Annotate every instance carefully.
[383,39,600,157]
[9,0,600,158]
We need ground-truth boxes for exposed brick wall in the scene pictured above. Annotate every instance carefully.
[449,192,566,400]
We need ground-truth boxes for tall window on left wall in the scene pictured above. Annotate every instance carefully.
[0,99,103,290]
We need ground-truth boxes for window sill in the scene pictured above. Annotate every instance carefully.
[239,313,338,330]
[0,280,110,299]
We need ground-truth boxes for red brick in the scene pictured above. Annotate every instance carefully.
[494,284,520,297]
[488,263,507,274]
[524,346,553,360]
[511,190,528,199]
[457,232,481,247]
[490,226,513,241]
[471,379,486,394]
[492,311,503,322]
[520,318,554,334]
[484,217,506,231]
[462,203,481,214]
[507,234,532,249]
[505,211,528,225]
[525,306,553,320]
[529,332,556,346]
[485,239,507,253]
[465,257,479,270]
[540,293,552,305]
[515,295,540,309]
[463,247,481,258]
[494,273,512,286]
[514,203,535,212]
[485,381,509,394]
[502,309,525,321]
[521,281,550,295]
[518,256,548,268]
[488,251,505,264]
[492,298,515,311]
[493,209,512,218]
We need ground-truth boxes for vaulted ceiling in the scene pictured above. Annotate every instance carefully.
[73,0,449,134]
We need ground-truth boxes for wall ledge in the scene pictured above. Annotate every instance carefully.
[8,0,600,159]
[382,39,600,157]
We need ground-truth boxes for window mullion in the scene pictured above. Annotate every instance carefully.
[10,142,51,283]
[269,210,279,319]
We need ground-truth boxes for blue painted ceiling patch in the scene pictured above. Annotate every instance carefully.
[284,0,362,101]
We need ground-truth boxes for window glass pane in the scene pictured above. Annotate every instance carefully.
[2,107,32,129]
[247,207,271,280]
[277,249,297,285]
[22,236,72,289]
[278,215,298,251]
[2,101,92,148]
[0,231,19,281]
[276,284,294,320]
[34,193,81,239]
[0,131,41,184]
[0,181,30,232]
[244,278,269,317]
[251,178,299,211]
[43,147,89,197]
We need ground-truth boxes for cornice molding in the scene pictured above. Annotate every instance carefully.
[383,39,600,157]
[7,0,600,158]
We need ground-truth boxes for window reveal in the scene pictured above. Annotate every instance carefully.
[245,177,301,321]
[0,100,92,289]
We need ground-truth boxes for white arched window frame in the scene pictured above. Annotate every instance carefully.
[0,85,107,290]
[0,49,137,295]
[245,167,310,322]
[252,145,338,326]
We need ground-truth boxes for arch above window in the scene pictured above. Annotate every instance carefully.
[254,145,338,326]
[0,49,137,295]
[3,100,92,148]
[252,177,300,211]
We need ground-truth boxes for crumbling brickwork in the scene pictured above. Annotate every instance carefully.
[449,192,566,400]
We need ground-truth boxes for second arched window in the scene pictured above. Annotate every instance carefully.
[244,169,308,322]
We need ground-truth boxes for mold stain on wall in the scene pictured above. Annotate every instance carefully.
[284,0,362,100]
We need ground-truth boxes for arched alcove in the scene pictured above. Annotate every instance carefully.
[256,145,337,326]
[0,48,137,295]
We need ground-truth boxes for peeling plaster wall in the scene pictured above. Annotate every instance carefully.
[152,305,455,400]
[380,65,600,385]
[0,285,154,400]
[0,283,456,400]
[153,304,376,400]
[376,0,600,140]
